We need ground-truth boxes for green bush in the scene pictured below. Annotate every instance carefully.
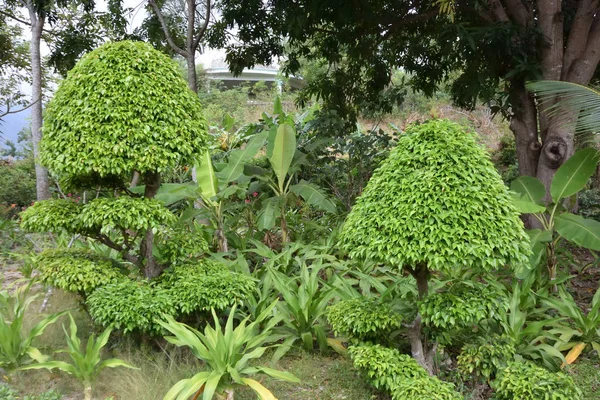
[348,344,427,391]
[0,385,62,400]
[157,261,255,315]
[20,199,83,233]
[339,119,530,274]
[80,197,176,234]
[86,280,176,335]
[327,297,402,340]
[491,361,582,400]
[391,377,462,400]
[456,335,515,380]
[419,282,507,331]
[37,249,127,295]
[160,227,210,265]
[0,158,35,218]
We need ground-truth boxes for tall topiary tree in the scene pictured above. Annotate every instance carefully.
[21,40,208,278]
[339,119,530,373]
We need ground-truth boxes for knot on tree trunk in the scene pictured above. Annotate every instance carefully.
[529,140,542,152]
[542,137,568,169]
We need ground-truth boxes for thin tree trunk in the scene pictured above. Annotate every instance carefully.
[509,81,541,178]
[27,6,51,200]
[406,263,435,374]
[140,171,162,278]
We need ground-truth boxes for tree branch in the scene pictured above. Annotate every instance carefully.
[0,97,41,119]
[487,0,509,22]
[537,0,564,80]
[563,0,598,78]
[96,233,140,265]
[148,0,189,58]
[381,9,439,40]
[192,0,211,51]
[500,0,531,26]
[567,12,600,84]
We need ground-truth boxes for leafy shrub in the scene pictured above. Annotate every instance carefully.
[0,158,35,218]
[579,188,600,222]
[348,344,427,391]
[339,119,530,274]
[157,261,255,314]
[40,40,208,178]
[457,335,515,380]
[0,385,62,400]
[327,297,402,340]
[37,249,127,295]
[491,361,582,400]
[80,197,176,234]
[160,227,210,265]
[391,377,462,400]
[20,199,83,233]
[419,282,507,331]
[86,280,176,335]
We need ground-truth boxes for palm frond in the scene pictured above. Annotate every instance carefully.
[527,80,600,143]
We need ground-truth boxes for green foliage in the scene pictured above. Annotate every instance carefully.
[349,344,461,399]
[20,200,83,234]
[86,280,176,335]
[21,313,137,400]
[339,119,530,273]
[80,197,176,234]
[160,226,210,265]
[0,385,62,400]
[390,377,463,400]
[158,302,300,400]
[456,335,515,380]
[0,282,68,371]
[348,344,427,391]
[37,249,127,295]
[491,361,582,400]
[40,40,208,178]
[327,297,402,340]
[419,282,507,331]
[0,158,35,216]
[269,264,334,359]
[157,261,255,315]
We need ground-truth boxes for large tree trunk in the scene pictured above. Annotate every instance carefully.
[27,7,51,200]
[140,171,163,278]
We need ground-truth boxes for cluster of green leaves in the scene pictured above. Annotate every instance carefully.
[86,280,176,335]
[0,385,62,400]
[80,197,176,234]
[327,297,402,340]
[419,282,507,330]
[37,249,127,295]
[158,302,299,400]
[22,314,136,400]
[456,335,515,380]
[0,157,35,216]
[348,344,460,399]
[339,119,529,273]
[491,361,582,400]
[160,227,209,265]
[20,200,83,233]
[0,282,67,372]
[157,261,255,315]
[40,40,208,178]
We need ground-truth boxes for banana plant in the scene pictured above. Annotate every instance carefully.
[511,148,600,285]
[21,313,137,400]
[0,281,68,372]
[247,123,336,243]
[542,285,600,365]
[158,301,299,400]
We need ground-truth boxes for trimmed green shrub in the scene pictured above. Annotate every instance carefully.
[160,228,210,265]
[37,249,127,295]
[348,344,427,391]
[491,361,582,400]
[419,282,507,330]
[157,260,255,314]
[80,197,176,234]
[86,280,176,335]
[327,297,402,340]
[391,377,462,400]
[457,335,515,380]
[40,40,207,178]
[20,199,83,233]
[339,119,530,273]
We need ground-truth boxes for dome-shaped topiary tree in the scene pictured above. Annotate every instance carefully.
[339,119,530,372]
[22,41,209,278]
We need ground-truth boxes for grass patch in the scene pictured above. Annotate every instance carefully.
[572,357,600,400]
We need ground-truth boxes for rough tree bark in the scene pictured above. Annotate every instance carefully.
[25,0,51,200]
[140,171,162,278]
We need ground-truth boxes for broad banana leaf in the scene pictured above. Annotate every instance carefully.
[550,148,600,202]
